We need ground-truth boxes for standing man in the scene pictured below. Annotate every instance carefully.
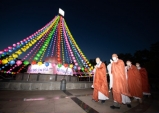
[136,63,151,97]
[92,57,109,103]
[126,61,143,103]
[110,54,131,109]
[107,60,113,91]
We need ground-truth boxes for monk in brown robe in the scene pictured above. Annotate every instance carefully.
[110,54,131,109]
[126,61,143,103]
[92,57,109,103]
[136,63,151,96]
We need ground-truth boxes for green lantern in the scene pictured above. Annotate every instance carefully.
[58,63,62,68]
[23,60,30,65]
[36,54,40,57]
[34,57,38,61]
[39,51,43,54]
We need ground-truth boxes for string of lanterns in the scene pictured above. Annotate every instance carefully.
[0,15,94,75]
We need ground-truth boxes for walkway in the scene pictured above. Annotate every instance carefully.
[0,89,158,113]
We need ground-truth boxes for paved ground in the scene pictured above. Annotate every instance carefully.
[0,89,158,113]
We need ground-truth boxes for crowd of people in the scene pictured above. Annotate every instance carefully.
[91,54,151,110]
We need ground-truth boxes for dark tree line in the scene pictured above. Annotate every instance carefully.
[89,42,159,78]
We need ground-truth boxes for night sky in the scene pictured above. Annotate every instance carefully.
[0,0,159,62]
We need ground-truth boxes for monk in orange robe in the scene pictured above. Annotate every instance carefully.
[92,57,109,103]
[126,61,143,103]
[110,54,131,109]
[136,63,151,96]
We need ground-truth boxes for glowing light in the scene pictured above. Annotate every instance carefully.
[59,8,65,17]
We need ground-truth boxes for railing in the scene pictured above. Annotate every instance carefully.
[78,76,93,82]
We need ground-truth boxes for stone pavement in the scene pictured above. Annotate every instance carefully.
[0,89,158,113]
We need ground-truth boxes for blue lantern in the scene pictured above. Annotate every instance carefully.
[12,47,16,50]
[3,52,6,55]
[10,60,15,65]
[73,66,77,70]
[16,45,20,48]
[45,62,49,67]
[9,50,12,52]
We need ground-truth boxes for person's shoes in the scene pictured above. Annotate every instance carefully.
[101,100,105,104]
[92,99,98,102]
[97,100,105,103]
[127,104,131,108]
[110,105,120,109]
[132,98,138,102]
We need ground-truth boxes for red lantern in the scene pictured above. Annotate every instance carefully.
[85,68,88,72]
[57,58,61,62]
[31,60,36,65]
[64,64,68,67]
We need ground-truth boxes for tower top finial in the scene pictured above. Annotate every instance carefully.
[59,8,65,17]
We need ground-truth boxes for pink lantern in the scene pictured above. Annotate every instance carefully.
[74,60,76,63]
[8,46,12,49]
[75,63,78,66]
[78,67,81,70]
[4,48,8,52]
[0,51,3,54]
[17,42,20,45]
[13,44,16,47]
[73,57,75,60]
[16,60,22,66]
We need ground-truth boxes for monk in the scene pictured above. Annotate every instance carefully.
[107,60,113,91]
[92,57,109,103]
[136,63,151,96]
[110,54,131,109]
[126,61,143,103]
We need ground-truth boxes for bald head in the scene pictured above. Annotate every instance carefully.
[112,54,118,58]
[136,63,140,67]
[96,57,101,64]
[112,53,118,62]
[126,60,132,66]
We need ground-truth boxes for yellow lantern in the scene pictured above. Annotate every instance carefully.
[89,68,92,72]
[69,64,73,68]
[8,57,13,61]
[28,42,32,47]
[38,62,43,66]
[16,50,22,55]
[2,59,8,64]
[21,47,26,52]
[12,53,18,59]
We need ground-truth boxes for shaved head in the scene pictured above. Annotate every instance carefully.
[126,60,132,66]
[112,53,118,62]
[136,63,140,67]
[96,57,101,64]
[112,54,118,58]
[136,63,140,65]
[96,57,100,61]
